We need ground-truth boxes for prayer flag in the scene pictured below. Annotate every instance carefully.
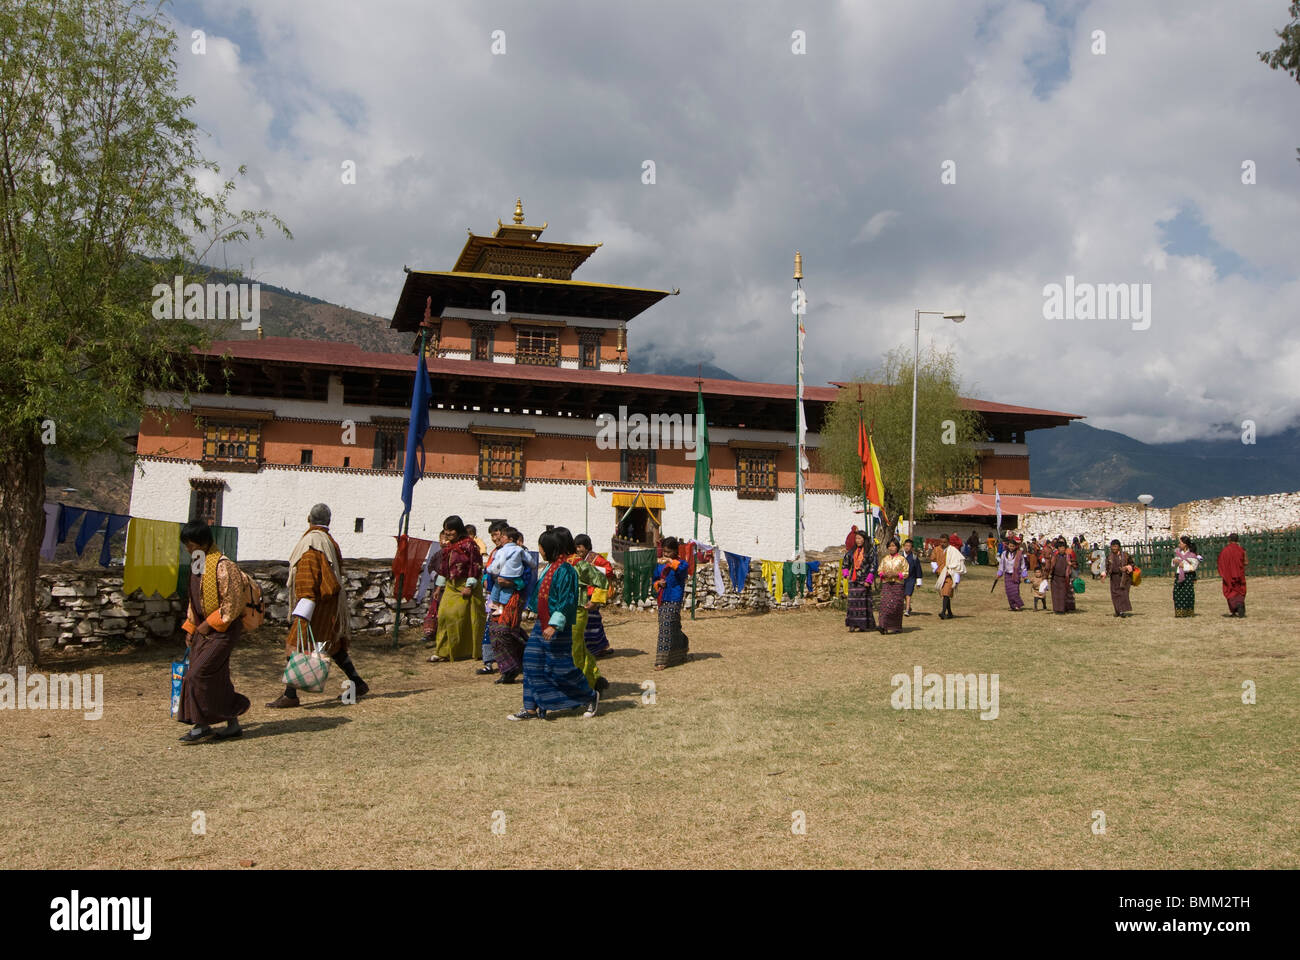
[859,419,886,510]
[400,346,432,519]
[586,456,596,498]
[691,387,713,540]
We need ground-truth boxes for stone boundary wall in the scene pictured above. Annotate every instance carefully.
[1014,490,1300,543]
[38,551,846,651]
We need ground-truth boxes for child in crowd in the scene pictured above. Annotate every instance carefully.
[487,527,530,615]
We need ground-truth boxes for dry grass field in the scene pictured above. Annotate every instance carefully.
[2,565,1297,869]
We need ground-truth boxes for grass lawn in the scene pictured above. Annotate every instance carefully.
[2,565,1296,869]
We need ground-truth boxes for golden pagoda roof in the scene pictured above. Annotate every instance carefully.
[451,198,602,276]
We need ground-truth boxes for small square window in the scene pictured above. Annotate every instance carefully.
[355,518,364,533]
[300,449,313,465]
[343,456,350,468]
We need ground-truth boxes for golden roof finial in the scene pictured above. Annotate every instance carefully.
[513,198,524,224]
[793,250,803,280]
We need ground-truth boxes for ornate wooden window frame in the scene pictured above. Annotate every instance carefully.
[734,448,778,500]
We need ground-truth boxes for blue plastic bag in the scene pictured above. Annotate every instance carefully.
[170,651,189,719]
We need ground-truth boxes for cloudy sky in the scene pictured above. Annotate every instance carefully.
[167,0,1300,443]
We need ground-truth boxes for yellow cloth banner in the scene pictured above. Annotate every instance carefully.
[123,519,182,598]
[611,492,665,509]
[760,559,784,603]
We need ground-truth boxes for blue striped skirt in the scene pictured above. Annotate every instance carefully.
[522,621,595,715]
[583,607,610,655]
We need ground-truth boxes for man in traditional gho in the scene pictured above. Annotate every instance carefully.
[428,514,485,663]
[267,503,368,708]
[1106,538,1134,617]
[935,533,966,619]
[653,536,691,668]
[1216,533,1248,617]
[995,534,1028,611]
[573,534,614,659]
[843,527,877,632]
[177,521,250,742]
[1048,537,1076,615]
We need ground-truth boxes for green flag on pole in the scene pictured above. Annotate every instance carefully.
[692,386,712,542]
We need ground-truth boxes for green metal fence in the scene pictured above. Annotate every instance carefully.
[1125,531,1300,578]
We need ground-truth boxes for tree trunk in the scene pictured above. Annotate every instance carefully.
[0,432,46,670]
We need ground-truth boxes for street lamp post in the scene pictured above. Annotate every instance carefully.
[1138,494,1154,544]
[908,309,966,537]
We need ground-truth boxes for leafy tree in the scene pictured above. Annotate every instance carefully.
[0,0,287,669]
[1259,0,1300,162]
[817,345,981,530]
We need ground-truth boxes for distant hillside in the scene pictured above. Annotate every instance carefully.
[1028,421,1300,504]
[629,354,740,380]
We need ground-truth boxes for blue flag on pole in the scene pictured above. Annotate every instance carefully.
[400,348,432,518]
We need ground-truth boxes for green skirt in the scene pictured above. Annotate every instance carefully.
[1173,572,1196,617]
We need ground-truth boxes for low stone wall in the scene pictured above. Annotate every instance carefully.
[1015,504,1171,543]
[1015,490,1300,542]
[37,559,424,651]
[39,550,843,651]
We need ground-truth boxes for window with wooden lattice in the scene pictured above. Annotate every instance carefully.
[515,327,559,366]
[621,449,655,484]
[478,436,524,490]
[577,329,602,370]
[943,460,982,493]
[470,322,493,361]
[735,449,777,500]
[374,428,403,471]
[200,421,261,466]
[189,478,223,525]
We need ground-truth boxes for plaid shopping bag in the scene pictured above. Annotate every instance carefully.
[282,619,331,693]
[170,651,189,719]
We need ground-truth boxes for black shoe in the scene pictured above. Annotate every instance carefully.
[353,679,370,698]
[594,676,609,692]
[179,725,213,743]
[476,665,497,675]
[214,722,242,740]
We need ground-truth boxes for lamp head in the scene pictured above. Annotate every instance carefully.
[945,312,966,323]
[1137,494,1154,505]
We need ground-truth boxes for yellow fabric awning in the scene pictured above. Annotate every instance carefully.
[611,492,665,509]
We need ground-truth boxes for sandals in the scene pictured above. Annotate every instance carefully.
[178,726,213,743]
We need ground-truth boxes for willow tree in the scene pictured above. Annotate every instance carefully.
[817,345,981,529]
[0,0,287,669]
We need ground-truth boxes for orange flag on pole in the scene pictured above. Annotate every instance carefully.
[859,420,885,510]
[585,456,596,498]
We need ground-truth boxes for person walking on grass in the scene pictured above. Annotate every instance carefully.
[935,533,966,620]
[654,535,692,668]
[1107,539,1134,618]
[177,520,250,742]
[508,527,598,721]
[902,538,922,617]
[267,504,368,708]
[1217,533,1248,617]
[428,515,485,664]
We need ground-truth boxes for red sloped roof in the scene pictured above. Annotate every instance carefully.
[828,381,1081,420]
[198,338,841,402]
[929,494,1115,516]
[197,338,1073,416]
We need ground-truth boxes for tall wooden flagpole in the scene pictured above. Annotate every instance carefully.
[794,252,805,567]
